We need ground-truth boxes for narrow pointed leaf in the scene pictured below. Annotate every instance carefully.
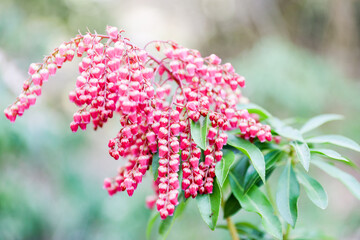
[237,103,272,121]
[306,135,360,152]
[277,126,303,141]
[227,134,265,182]
[268,117,304,141]
[229,172,282,239]
[146,210,159,240]
[217,222,265,239]
[291,141,311,171]
[282,117,303,125]
[244,150,284,192]
[232,155,250,187]
[223,193,241,218]
[215,149,235,187]
[234,222,265,239]
[296,171,328,209]
[158,198,187,239]
[196,179,221,230]
[300,114,343,134]
[158,214,173,238]
[190,115,209,150]
[152,152,160,181]
[235,222,262,232]
[310,148,348,162]
[276,163,300,227]
[310,149,357,168]
[312,160,360,200]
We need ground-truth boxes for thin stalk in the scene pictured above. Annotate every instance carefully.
[283,223,291,240]
[226,216,240,240]
[221,196,240,240]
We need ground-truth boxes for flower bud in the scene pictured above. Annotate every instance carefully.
[106,26,119,39]
[28,63,39,75]
[189,157,199,168]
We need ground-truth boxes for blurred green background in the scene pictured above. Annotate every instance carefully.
[1,0,360,239]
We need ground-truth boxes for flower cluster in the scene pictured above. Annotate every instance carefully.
[5,26,273,220]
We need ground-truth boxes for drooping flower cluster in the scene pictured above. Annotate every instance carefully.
[5,26,273,220]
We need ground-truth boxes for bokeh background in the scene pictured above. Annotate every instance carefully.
[1,0,360,239]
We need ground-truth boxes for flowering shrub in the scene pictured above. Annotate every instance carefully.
[5,26,360,240]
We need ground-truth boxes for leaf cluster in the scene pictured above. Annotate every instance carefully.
[147,108,360,239]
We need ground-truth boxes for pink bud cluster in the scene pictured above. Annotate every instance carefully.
[180,128,217,198]
[5,26,273,220]
[153,109,181,219]
[4,39,75,122]
[68,27,155,132]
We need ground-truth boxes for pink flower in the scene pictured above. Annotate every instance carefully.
[4,26,273,220]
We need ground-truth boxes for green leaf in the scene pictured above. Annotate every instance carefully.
[196,179,221,230]
[177,163,183,185]
[310,149,357,168]
[229,172,282,239]
[254,141,280,151]
[234,222,265,239]
[235,221,262,231]
[223,193,241,218]
[306,135,360,152]
[300,114,343,134]
[268,117,304,141]
[215,149,235,187]
[282,117,303,125]
[146,210,159,240]
[158,198,187,239]
[218,222,265,239]
[227,134,265,183]
[312,160,360,200]
[152,152,160,181]
[231,155,250,188]
[276,126,303,142]
[174,198,187,218]
[276,162,300,227]
[190,115,209,150]
[296,171,328,209]
[237,103,272,121]
[291,141,311,171]
[310,148,348,162]
[158,214,173,237]
[244,150,284,193]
